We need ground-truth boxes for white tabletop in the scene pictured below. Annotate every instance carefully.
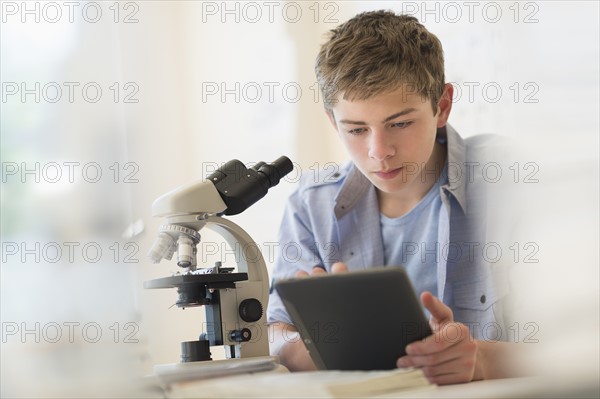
[159,369,599,398]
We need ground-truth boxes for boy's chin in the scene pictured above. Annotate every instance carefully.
[369,178,411,195]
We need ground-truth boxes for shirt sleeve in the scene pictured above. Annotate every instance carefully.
[266,186,324,325]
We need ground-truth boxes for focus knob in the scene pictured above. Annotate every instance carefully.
[239,298,263,322]
[229,328,252,342]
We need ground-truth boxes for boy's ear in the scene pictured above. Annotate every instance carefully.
[325,109,338,130]
[436,83,454,128]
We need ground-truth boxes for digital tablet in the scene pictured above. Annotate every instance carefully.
[275,267,432,370]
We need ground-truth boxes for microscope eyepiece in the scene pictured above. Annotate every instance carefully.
[256,156,294,188]
[207,156,294,216]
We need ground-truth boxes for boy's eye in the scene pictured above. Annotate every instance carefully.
[347,127,366,135]
[391,121,413,129]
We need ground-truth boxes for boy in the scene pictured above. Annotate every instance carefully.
[267,11,514,385]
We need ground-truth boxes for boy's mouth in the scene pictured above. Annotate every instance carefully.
[374,167,402,180]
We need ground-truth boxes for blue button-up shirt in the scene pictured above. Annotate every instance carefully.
[268,124,510,341]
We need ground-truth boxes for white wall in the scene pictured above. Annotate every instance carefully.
[1,1,598,395]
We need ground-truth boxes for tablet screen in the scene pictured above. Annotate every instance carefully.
[274,268,432,370]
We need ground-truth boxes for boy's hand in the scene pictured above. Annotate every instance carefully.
[295,262,348,277]
[396,291,479,385]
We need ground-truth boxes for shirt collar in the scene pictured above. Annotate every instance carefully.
[441,124,468,213]
[334,124,468,219]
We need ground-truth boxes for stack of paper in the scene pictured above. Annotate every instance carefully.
[153,356,280,386]
[326,368,433,398]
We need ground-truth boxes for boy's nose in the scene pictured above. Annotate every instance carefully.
[368,130,395,161]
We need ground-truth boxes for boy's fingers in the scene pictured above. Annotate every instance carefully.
[295,265,327,278]
[405,322,468,356]
[296,263,347,277]
[331,262,348,273]
[295,270,309,277]
[421,291,453,326]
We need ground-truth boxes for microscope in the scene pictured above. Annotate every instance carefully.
[145,156,293,368]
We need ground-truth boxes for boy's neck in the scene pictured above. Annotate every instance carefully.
[377,141,447,219]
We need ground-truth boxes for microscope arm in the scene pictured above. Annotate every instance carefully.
[202,216,269,286]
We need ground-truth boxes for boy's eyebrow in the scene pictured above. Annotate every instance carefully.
[339,108,418,125]
[382,108,418,123]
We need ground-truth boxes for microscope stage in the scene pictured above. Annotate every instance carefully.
[144,272,249,290]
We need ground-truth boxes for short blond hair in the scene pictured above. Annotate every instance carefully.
[315,10,445,114]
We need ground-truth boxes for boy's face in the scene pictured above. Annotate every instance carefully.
[327,84,453,196]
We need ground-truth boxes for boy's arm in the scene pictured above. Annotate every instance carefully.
[472,340,517,380]
[269,322,316,371]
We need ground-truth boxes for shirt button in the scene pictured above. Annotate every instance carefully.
[480,295,486,304]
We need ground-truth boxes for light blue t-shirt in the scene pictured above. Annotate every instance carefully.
[380,165,448,301]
